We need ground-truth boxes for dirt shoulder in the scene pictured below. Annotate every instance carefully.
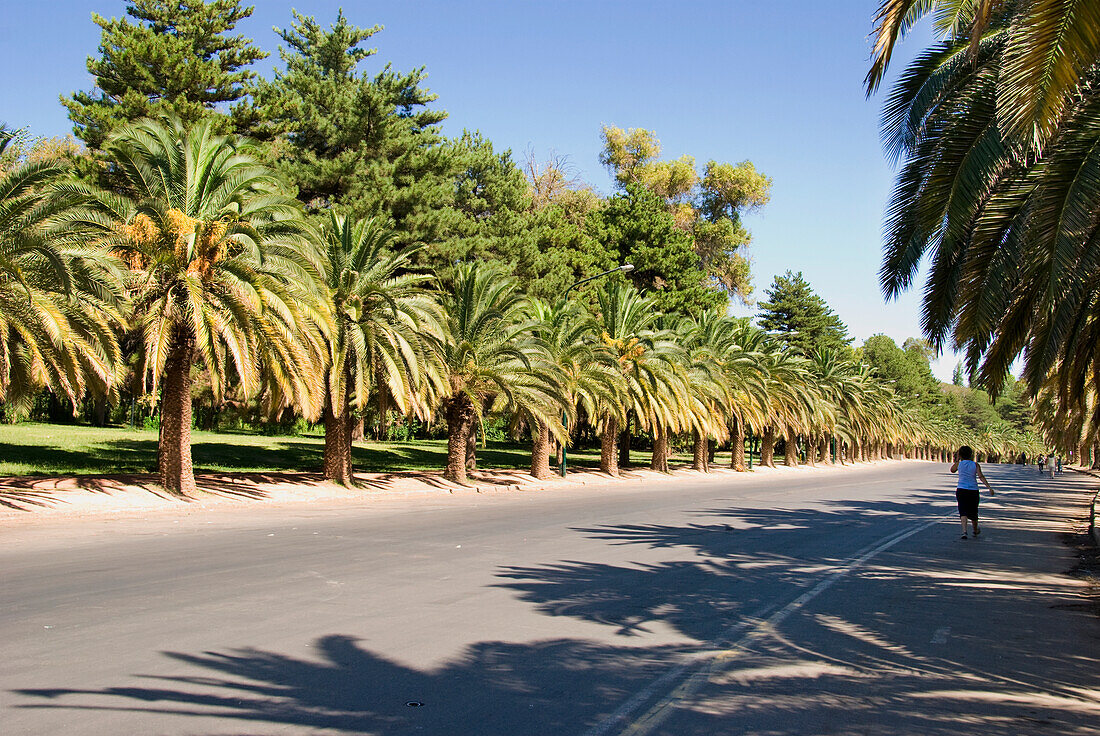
[0,458,899,526]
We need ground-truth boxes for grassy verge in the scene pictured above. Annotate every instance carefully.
[0,422,620,476]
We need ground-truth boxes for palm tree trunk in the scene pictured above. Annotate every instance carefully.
[323,369,354,485]
[530,421,552,479]
[601,415,619,476]
[692,428,708,473]
[158,334,196,496]
[465,422,477,471]
[805,436,816,467]
[444,396,475,483]
[618,412,632,467]
[818,436,830,464]
[651,424,670,473]
[730,416,747,471]
[784,431,799,466]
[760,427,776,468]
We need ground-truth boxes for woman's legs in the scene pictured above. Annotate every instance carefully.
[960,515,969,536]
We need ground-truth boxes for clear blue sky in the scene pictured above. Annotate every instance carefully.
[0,1,959,378]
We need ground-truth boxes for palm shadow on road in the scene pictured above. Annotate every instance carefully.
[12,466,1100,734]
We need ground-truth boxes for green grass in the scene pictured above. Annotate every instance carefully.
[0,422,613,477]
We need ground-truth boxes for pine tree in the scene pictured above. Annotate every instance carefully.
[245,10,453,250]
[63,0,266,150]
[586,185,726,315]
[757,271,851,355]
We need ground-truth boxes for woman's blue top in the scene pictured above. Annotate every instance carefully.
[957,459,979,490]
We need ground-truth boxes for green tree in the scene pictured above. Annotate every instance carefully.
[0,147,124,415]
[592,282,686,475]
[757,271,851,356]
[586,185,724,315]
[952,362,965,386]
[317,212,442,484]
[68,117,325,494]
[428,263,563,485]
[246,10,452,247]
[600,125,770,300]
[859,334,941,411]
[527,299,621,479]
[63,0,266,150]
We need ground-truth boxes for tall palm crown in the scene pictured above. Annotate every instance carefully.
[866,0,1100,147]
[318,211,442,483]
[430,262,564,484]
[66,116,325,493]
[873,2,1100,406]
[0,154,123,415]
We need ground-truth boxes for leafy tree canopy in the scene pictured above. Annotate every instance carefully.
[245,9,452,249]
[600,125,770,300]
[585,184,725,316]
[63,0,266,150]
[757,271,852,356]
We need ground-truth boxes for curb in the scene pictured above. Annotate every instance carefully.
[1066,466,1100,546]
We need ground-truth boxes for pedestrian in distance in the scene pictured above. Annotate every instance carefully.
[1057,456,1063,475]
[1048,453,1056,479]
[951,445,995,539]
[1038,454,1045,474]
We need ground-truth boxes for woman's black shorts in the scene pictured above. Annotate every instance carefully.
[956,488,980,520]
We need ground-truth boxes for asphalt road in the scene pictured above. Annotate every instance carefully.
[2,462,1098,735]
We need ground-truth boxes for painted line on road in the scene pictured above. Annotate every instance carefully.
[583,513,949,736]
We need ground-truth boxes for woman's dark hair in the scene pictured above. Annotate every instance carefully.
[958,445,974,460]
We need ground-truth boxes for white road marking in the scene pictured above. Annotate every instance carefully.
[583,514,949,736]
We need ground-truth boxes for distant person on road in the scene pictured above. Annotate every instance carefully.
[1057,456,1063,475]
[1038,454,1045,474]
[951,445,995,539]
[1048,453,1056,479]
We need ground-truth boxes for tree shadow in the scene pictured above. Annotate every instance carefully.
[14,635,690,735]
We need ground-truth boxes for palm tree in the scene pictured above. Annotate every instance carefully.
[1,150,124,416]
[592,282,684,476]
[725,319,769,471]
[866,0,1100,147]
[65,117,326,494]
[528,298,621,479]
[317,211,443,484]
[872,1,1100,436]
[429,262,564,485]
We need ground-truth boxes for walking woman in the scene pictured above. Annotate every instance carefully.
[950,445,995,539]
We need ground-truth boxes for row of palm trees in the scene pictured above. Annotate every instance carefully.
[0,116,1035,494]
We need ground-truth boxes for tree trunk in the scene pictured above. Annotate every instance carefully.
[730,416,747,471]
[805,437,816,467]
[601,415,620,476]
[692,428,708,473]
[351,415,365,442]
[323,367,355,485]
[618,420,632,468]
[651,424,670,473]
[784,431,799,466]
[818,436,830,464]
[443,396,475,484]
[158,335,196,496]
[465,422,477,472]
[530,421,552,479]
[760,427,776,468]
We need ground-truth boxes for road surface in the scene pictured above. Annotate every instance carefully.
[2,462,1098,734]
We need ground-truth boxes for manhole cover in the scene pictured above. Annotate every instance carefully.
[406,701,424,708]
